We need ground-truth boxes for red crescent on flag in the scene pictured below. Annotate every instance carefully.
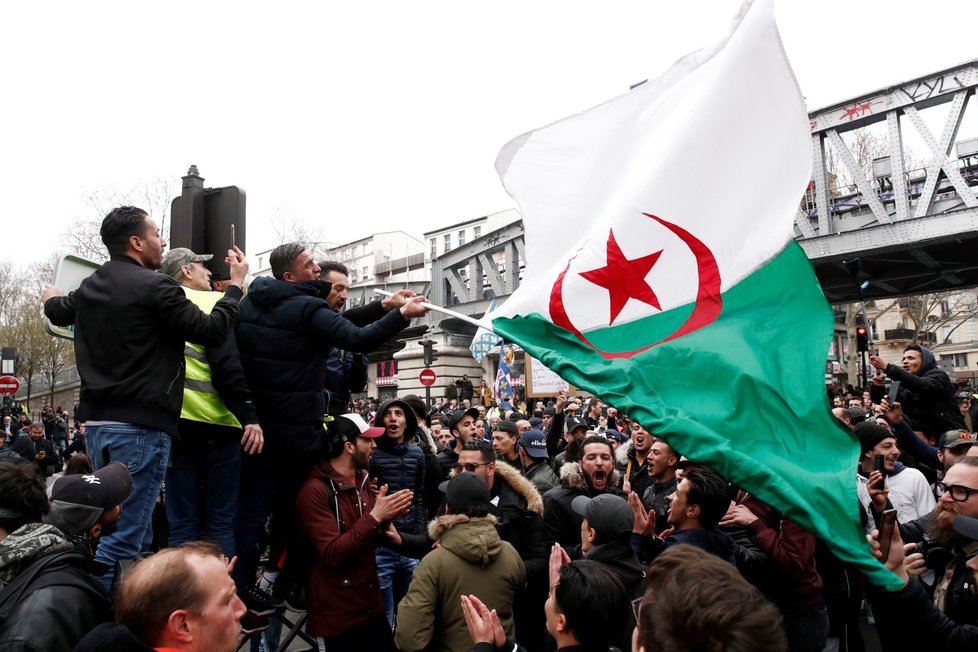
[548,212,722,360]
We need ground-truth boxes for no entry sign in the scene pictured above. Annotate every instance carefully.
[0,376,19,396]
[419,369,437,386]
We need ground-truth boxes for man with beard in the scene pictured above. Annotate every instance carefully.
[41,206,249,591]
[894,456,978,628]
[855,422,935,527]
[233,243,427,604]
[616,421,654,498]
[43,462,132,558]
[370,398,427,628]
[0,460,113,651]
[542,435,623,559]
[868,514,978,650]
[297,413,413,651]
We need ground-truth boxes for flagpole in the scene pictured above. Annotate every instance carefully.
[374,289,493,331]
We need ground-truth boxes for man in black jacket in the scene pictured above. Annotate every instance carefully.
[42,205,248,590]
[233,242,429,597]
[869,344,964,444]
[0,460,112,651]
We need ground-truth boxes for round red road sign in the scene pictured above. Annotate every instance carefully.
[419,369,437,386]
[0,376,19,396]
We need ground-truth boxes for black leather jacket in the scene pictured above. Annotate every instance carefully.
[0,552,111,652]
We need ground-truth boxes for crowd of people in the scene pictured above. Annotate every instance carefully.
[0,205,977,651]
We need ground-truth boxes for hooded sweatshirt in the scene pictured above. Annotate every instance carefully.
[885,346,965,442]
[394,514,526,652]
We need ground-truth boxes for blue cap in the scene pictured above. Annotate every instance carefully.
[518,428,549,459]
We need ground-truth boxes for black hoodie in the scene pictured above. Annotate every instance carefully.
[236,276,408,456]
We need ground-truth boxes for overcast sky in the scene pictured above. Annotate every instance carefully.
[4,0,977,269]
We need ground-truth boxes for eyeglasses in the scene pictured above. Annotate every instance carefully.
[935,482,978,502]
[453,462,489,473]
[630,596,644,622]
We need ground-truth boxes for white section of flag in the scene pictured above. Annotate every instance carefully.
[491,0,811,333]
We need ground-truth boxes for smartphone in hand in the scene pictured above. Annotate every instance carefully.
[878,508,897,560]
[887,380,901,407]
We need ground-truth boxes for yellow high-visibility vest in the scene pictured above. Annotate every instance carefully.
[180,287,241,429]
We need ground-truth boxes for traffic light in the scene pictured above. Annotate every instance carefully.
[856,325,869,352]
[420,339,438,367]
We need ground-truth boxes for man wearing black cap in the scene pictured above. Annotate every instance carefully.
[552,415,589,472]
[437,407,480,477]
[855,421,935,527]
[396,473,525,652]
[44,462,133,555]
[370,398,428,628]
[297,413,413,651]
[519,429,558,494]
[571,493,645,652]
[457,439,548,650]
[0,460,112,651]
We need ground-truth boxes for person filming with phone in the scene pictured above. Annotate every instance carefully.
[869,344,964,446]
[855,421,935,531]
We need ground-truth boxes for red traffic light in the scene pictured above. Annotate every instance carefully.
[856,326,867,336]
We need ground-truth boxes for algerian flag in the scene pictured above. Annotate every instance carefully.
[488,0,900,588]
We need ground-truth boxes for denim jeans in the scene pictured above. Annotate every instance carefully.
[375,546,419,628]
[86,423,171,591]
[166,422,241,558]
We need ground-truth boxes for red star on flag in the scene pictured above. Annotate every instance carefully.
[579,229,663,325]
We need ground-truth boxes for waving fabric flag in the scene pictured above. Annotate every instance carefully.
[487,0,899,588]
[495,342,514,411]
[470,298,502,363]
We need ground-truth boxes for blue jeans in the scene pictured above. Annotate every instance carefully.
[166,422,241,558]
[86,423,171,591]
[375,546,419,628]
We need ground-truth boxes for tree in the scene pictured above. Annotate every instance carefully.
[901,291,978,344]
[61,177,177,264]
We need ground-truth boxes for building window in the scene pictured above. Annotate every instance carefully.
[941,353,969,367]
[429,238,437,258]
[444,233,451,251]
[362,266,369,281]
[474,225,481,239]
[459,230,466,246]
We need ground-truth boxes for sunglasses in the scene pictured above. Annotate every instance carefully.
[453,461,489,473]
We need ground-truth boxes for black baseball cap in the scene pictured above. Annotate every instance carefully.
[438,472,490,513]
[448,408,480,434]
[571,494,632,542]
[566,416,588,433]
[51,462,133,509]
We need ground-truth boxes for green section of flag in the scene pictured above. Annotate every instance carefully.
[494,242,901,589]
